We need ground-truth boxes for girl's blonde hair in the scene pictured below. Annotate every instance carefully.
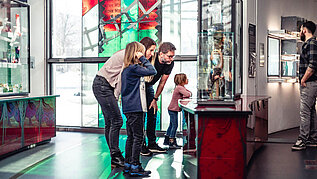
[123,41,146,69]
[174,73,187,85]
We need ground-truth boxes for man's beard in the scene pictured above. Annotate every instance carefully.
[160,57,171,64]
[300,33,306,42]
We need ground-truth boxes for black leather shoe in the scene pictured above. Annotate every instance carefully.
[111,151,125,167]
[163,135,169,145]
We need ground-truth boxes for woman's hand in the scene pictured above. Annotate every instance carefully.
[135,52,143,59]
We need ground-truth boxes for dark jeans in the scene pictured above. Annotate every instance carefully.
[125,112,144,164]
[166,110,178,138]
[92,75,123,153]
[145,84,157,145]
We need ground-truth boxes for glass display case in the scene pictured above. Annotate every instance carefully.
[0,0,29,96]
[198,32,234,99]
[197,0,241,103]
[267,30,300,82]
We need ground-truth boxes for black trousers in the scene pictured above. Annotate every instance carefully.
[125,112,144,164]
[92,75,123,153]
[145,85,157,145]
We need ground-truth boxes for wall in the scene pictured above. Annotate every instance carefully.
[244,0,317,133]
[29,0,46,96]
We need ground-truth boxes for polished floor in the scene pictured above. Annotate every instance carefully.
[0,132,184,179]
[248,128,317,179]
[0,128,317,178]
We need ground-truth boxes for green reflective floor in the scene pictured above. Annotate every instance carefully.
[0,132,185,179]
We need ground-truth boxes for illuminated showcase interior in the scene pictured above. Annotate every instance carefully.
[0,1,29,95]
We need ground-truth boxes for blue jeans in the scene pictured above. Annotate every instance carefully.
[92,75,123,153]
[166,110,178,138]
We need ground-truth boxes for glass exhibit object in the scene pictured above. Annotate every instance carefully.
[197,0,241,102]
[0,0,29,95]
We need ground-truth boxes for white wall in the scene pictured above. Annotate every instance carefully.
[29,0,46,96]
[244,0,317,133]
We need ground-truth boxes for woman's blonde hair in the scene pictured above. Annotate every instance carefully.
[123,41,146,69]
[174,73,187,85]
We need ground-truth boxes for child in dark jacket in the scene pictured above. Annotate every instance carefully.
[164,73,192,149]
[121,41,157,177]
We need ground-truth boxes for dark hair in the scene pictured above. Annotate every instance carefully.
[303,21,316,34]
[158,42,176,54]
[140,37,156,52]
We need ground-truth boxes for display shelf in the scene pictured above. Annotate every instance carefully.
[268,29,299,40]
[0,62,22,68]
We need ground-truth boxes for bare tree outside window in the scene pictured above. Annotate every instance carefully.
[52,0,81,58]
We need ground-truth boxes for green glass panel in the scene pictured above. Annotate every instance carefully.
[156,96,161,130]
[98,63,105,70]
[118,101,127,129]
[120,28,138,49]
[97,0,161,130]
[121,0,138,23]
[99,31,121,57]
[139,29,159,42]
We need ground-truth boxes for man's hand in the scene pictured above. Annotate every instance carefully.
[301,79,307,87]
[301,67,314,87]
[149,99,158,114]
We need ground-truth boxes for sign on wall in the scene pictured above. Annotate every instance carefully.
[249,23,256,77]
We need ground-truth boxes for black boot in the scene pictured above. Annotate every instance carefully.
[169,138,181,149]
[163,135,169,145]
[111,151,125,168]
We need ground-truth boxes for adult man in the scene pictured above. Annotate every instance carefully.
[292,21,317,151]
[141,42,176,155]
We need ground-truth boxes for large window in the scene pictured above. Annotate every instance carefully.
[49,0,198,129]
[51,0,82,58]
[161,61,197,131]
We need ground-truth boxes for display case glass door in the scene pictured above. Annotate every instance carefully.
[0,0,29,95]
[198,0,241,101]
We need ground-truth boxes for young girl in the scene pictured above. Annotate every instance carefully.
[164,73,192,149]
[121,41,157,177]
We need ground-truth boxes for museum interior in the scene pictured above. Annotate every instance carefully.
[1,0,317,178]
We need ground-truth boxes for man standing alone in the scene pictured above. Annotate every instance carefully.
[292,21,317,151]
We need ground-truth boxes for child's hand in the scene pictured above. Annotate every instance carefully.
[135,52,143,59]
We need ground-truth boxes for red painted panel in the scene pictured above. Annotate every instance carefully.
[100,0,121,31]
[83,0,98,16]
[198,115,246,179]
[139,0,158,30]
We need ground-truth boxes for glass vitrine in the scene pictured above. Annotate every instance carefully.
[198,32,234,100]
[197,0,241,102]
[268,30,300,82]
[0,0,29,95]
